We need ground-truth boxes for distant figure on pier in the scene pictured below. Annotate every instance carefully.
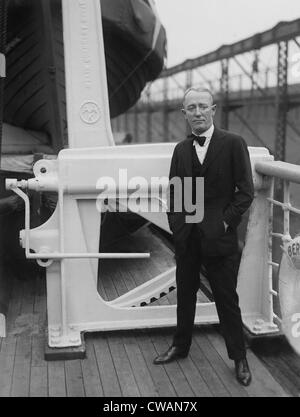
[153,87,254,387]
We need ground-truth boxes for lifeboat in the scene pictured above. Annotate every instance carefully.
[0,0,167,282]
[3,0,166,151]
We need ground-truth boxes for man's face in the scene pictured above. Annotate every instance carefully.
[182,90,216,134]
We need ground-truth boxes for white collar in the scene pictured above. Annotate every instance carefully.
[192,124,214,139]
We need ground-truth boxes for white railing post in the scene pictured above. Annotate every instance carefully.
[238,166,279,334]
[283,180,291,238]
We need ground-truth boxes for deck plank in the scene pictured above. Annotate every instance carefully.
[30,333,48,398]
[10,278,35,398]
[0,335,17,397]
[189,337,230,397]
[147,297,215,399]
[97,260,109,301]
[30,366,48,397]
[48,361,67,397]
[108,264,129,298]
[161,334,213,397]
[6,277,23,334]
[81,336,104,397]
[32,275,47,340]
[194,331,249,397]
[258,355,300,397]
[151,334,195,397]
[127,258,152,288]
[123,334,158,397]
[10,334,32,397]
[33,274,46,311]
[99,261,119,301]
[31,334,45,367]
[93,334,122,397]
[136,333,177,397]
[115,263,138,293]
[149,310,213,398]
[114,228,175,290]
[65,359,85,397]
[1,226,300,397]
[20,278,35,316]
[145,228,176,269]
[107,333,140,397]
[206,330,289,397]
[281,347,300,379]
[252,339,300,397]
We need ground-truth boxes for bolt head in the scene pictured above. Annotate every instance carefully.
[253,325,263,332]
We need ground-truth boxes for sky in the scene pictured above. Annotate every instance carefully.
[154,0,300,68]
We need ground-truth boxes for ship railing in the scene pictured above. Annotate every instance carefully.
[254,160,300,330]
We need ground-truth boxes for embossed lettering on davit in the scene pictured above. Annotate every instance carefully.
[80,101,101,124]
[79,0,92,90]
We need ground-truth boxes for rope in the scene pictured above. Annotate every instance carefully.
[109,48,153,101]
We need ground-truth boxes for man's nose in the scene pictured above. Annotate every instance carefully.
[195,106,202,115]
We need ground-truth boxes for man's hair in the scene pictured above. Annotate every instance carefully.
[183,87,214,107]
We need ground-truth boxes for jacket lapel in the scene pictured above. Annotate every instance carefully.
[201,127,226,174]
[182,137,194,177]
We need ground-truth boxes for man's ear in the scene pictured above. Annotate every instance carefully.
[181,108,186,118]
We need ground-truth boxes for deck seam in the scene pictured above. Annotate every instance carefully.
[194,332,248,397]
[137,332,177,397]
[179,346,214,397]
[91,341,105,396]
[123,333,159,397]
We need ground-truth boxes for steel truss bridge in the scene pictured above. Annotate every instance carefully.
[112,18,300,163]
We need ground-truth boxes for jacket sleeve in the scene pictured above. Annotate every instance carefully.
[223,137,254,228]
[167,145,179,231]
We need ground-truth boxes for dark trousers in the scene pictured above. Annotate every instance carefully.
[173,227,246,361]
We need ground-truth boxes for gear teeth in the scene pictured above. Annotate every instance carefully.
[132,284,177,307]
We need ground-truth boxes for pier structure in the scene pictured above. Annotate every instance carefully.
[113,18,300,165]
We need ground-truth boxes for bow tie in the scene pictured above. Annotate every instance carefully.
[193,135,206,147]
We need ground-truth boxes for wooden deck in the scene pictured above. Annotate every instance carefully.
[0,225,300,397]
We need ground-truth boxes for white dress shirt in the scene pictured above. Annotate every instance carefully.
[192,124,215,165]
[192,124,228,230]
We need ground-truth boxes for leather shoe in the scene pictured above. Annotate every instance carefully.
[235,358,252,386]
[153,346,188,365]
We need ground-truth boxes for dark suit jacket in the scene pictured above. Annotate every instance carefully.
[167,127,254,257]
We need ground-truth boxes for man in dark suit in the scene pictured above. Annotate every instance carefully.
[153,87,254,387]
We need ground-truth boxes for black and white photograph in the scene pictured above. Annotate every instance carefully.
[0,0,300,401]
